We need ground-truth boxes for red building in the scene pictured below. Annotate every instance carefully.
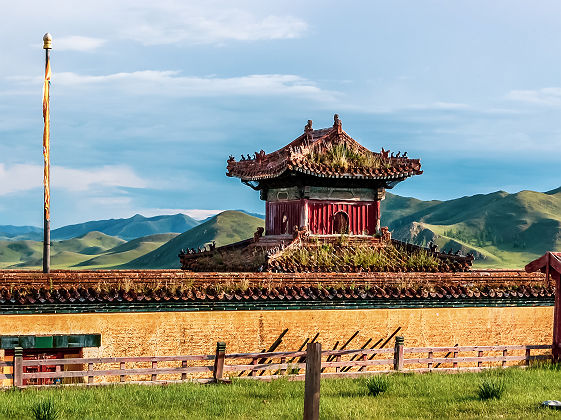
[227,115,422,237]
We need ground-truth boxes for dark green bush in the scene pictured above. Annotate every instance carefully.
[366,376,390,396]
[477,378,506,400]
[31,399,59,420]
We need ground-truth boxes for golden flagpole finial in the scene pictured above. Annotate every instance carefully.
[43,33,52,49]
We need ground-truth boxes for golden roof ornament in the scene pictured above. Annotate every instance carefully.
[43,33,52,49]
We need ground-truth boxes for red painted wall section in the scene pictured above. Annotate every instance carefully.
[266,200,379,235]
[266,200,304,235]
[307,200,377,235]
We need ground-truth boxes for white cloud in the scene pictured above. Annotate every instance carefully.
[8,1,307,47]
[54,165,148,191]
[14,70,336,101]
[405,102,472,111]
[54,36,107,52]
[506,87,561,106]
[118,3,307,45]
[0,163,148,195]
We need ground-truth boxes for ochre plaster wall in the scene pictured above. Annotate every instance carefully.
[0,307,553,358]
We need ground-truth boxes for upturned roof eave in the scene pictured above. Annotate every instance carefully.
[228,166,423,183]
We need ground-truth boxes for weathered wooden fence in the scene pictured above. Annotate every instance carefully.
[3,338,552,388]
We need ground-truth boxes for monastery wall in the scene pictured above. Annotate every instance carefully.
[0,269,553,373]
[0,306,552,359]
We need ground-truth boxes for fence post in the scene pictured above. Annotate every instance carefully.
[151,360,157,382]
[427,351,433,370]
[88,362,94,384]
[213,341,226,381]
[393,336,404,371]
[181,360,187,381]
[525,348,531,366]
[303,342,321,420]
[13,346,23,388]
[335,354,341,373]
[453,349,458,369]
[477,350,483,368]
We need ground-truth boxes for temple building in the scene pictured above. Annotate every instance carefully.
[180,115,473,273]
[226,115,422,236]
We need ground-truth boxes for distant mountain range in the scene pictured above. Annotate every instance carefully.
[381,187,561,268]
[1,187,559,269]
[0,225,43,241]
[0,213,200,241]
[50,213,200,240]
[0,211,263,270]
[121,211,264,269]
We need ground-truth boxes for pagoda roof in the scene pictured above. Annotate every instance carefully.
[226,115,422,183]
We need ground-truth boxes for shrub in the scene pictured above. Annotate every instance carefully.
[366,376,389,396]
[528,360,561,371]
[306,142,387,171]
[286,364,300,375]
[31,399,59,420]
[477,378,506,400]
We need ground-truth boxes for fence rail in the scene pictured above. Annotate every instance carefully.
[6,339,553,388]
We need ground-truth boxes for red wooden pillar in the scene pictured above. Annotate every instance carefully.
[526,252,561,363]
[375,200,381,233]
[553,271,561,362]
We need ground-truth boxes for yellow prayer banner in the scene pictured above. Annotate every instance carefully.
[42,57,51,220]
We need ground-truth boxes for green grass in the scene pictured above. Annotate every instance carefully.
[3,368,561,419]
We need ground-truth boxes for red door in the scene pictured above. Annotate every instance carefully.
[333,211,349,234]
[5,348,80,385]
[22,351,62,385]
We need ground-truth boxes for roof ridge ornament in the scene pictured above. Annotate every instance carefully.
[333,114,342,134]
[305,119,313,145]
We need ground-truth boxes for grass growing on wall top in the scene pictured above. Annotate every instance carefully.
[306,142,389,171]
[277,241,440,272]
[4,367,561,419]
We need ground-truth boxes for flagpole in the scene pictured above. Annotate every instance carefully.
[42,33,52,274]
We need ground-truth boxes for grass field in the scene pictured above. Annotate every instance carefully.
[5,366,561,419]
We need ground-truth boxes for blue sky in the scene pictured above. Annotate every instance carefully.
[1,0,560,227]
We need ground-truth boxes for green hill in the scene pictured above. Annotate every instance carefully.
[4,232,178,270]
[0,240,43,268]
[121,211,264,269]
[7,231,123,268]
[9,249,92,268]
[51,213,200,240]
[55,231,125,255]
[74,233,178,268]
[382,188,561,268]
[381,193,442,227]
